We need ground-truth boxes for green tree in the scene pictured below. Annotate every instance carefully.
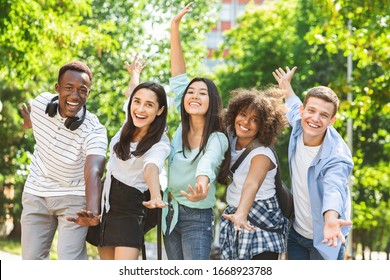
[0,0,219,244]
[213,0,389,258]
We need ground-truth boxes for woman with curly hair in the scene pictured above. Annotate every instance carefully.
[219,86,289,260]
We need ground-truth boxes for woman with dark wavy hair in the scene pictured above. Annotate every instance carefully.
[162,3,229,260]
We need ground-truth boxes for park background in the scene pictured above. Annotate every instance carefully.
[0,0,388,260]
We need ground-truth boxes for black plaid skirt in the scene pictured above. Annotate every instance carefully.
[219,195,288,260]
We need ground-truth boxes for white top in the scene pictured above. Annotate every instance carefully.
[24,92,108,197]
[102,98,171,213]
[226,136,277,208]
[291,134,321,239]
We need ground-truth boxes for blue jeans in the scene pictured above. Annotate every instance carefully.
[287,226,346,260]
[163,204,214,260]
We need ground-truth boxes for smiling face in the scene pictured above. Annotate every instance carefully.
[299,96,336,146]
[183,81,209,117]
[130,88,164,133]
[55,70,91,118]
[234,108,260,146]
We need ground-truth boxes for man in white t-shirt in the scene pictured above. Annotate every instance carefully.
[19,61,107,260]
[273,66,353,260]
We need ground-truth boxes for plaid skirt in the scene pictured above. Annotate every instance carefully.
[219,195,288,260]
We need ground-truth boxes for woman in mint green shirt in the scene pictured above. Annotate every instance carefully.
[162,3,229,260]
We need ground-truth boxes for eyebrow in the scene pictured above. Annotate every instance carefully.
[133,97,156,104]
[307,105,331,116]
[188,86,208,92]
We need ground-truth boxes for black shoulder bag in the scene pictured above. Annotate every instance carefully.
[230,140,294,223]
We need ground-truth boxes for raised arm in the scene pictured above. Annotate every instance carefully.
[124,53,146,98]
[272,66,297,99]
[19,102,32,129]
[170,2,193,77]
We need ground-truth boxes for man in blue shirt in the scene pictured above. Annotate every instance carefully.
[273,66,353,260]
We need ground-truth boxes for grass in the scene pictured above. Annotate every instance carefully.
[0,228,160,260]
[0,239,22,255]
[0,231,99,260]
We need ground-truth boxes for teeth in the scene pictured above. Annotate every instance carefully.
[135,114,146,119]
[239,125,249,131]
[189,102,200,106]
[308,123,319,128]
[67,101,79,106]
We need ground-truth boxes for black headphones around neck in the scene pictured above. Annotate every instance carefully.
[45,95,86,131]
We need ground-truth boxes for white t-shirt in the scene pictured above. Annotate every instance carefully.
[291,134,321,239]
[101,97,171,213]
[226,137,277,208]
[106,131,170,193]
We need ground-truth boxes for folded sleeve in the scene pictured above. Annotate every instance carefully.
[195,132,229,183]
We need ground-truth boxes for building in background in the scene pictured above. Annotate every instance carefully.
[205,0,264,70]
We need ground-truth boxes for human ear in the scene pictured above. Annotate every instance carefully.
[157,106,165,116]
[329,116,337,126]
[299,104,304,117]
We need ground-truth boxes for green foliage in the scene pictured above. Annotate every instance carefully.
[212,0,389,257]
[0,0,219,241]
[1,0,388,257]
[352,162,390,251]
[214,1,299,105]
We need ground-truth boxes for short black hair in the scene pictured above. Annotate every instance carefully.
[58,61,93,83]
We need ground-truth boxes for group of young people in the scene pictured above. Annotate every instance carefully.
[19,2,353,261]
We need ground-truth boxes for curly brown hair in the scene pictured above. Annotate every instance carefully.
[225,86,289,147]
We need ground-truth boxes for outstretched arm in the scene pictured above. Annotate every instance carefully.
[66,154,106,226]
[142,163,168,209]
[272,66,297,99]
[170,2,193,77]
[322,210,353,247]
[180,175,210,202]
[223,155,272,231]
[124,53,147,98]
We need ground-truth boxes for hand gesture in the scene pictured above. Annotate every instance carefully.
[143,197,168,209]
[272,66,297,90]
[66,209,101,227]
[172,2,194,25]
[124,53,147,74]
[322,218,353,247]
[180,182,210,202]
[222,211,256,232]
[19,103,32,129]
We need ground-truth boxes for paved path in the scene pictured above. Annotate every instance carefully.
[0,250,21,260]
[0,242,165,260]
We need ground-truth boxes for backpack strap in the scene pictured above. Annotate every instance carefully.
[269,146,283,191]
[157,207,162,260]
[141,208,162,260]
[230,139,263,174]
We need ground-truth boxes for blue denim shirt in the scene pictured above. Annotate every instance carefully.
[286,96,353,260]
